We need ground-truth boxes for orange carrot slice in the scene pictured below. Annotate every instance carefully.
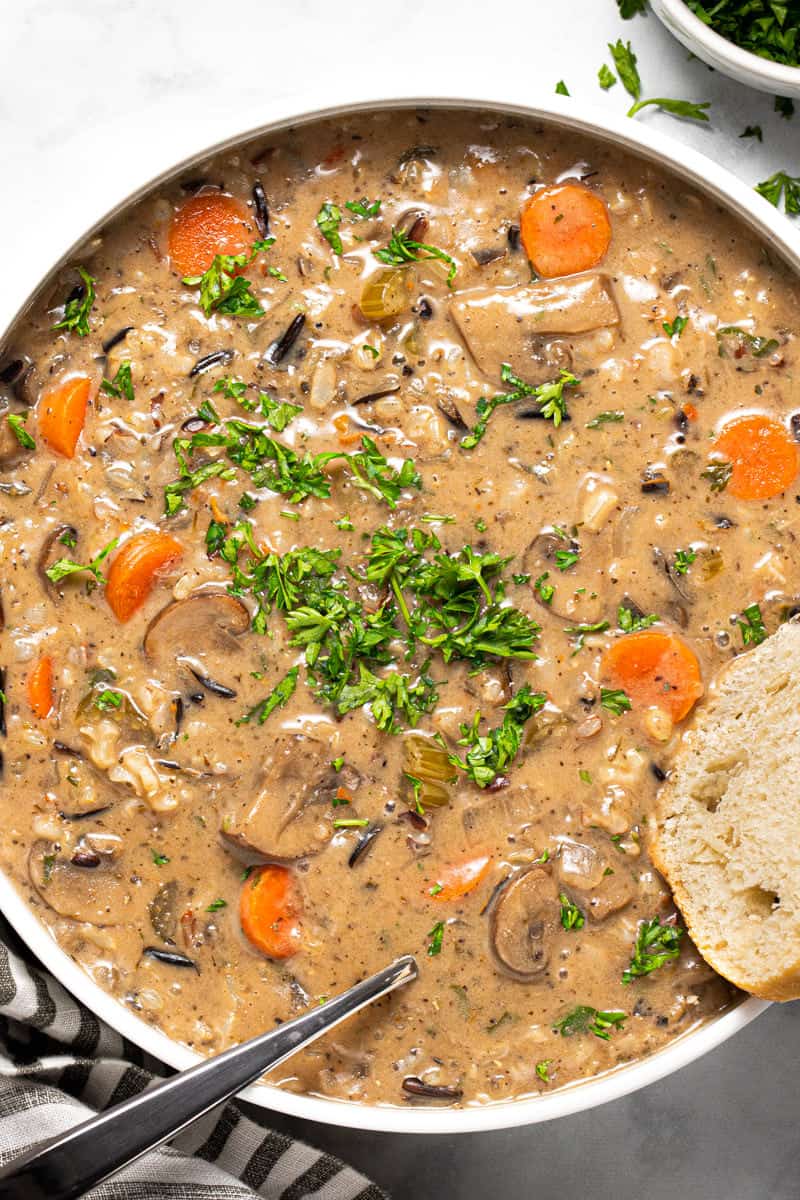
[27,655,54,719]
[240,865,303,959]
[39,376,92,458]
[105,531,183,622]
[713,414,798,500]
[168,192,252,277]
[520,184,612,278]
[602,631,703,723]
[431,855,492,901]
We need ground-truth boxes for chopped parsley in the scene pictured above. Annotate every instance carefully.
[535,1060,552,1082]
[206,898,228,912]
[673,548,696,575]
[600,687,632,716]
[427,921,445,956]
[579,768,592,784]
[448,685,547,789]
[662,314,688,338]
[740,124,763,141]
[183,238,280,317]
[555,1006,626,1040]
[755,170,800,214]
[461,365,578,449]
[333,817,369,829]
[598,64,617,89]
[236,666,299,726]
[609,39,641,99]
[53,267,96,337]
[94,689,123,711]
[101,360,134,402]
[375,227,457,287]
[554,547,580,572]
[687,1,800,68]
[151,850,170,867]
[555,80,570,96]
[316,202,343,254]
[45,536,119,586]
[775,95,795,119]
[585,410,624,428]
[559,893,585,931]
[622,917,682,984]
[534,572,554,604]
[617,0,646,14]
[702,460,732,493]
[564,619,609,654]
[6,412,35,449]
[345,197,381,219]
[618,605,658,634]
[738,602,767,647]
[331,756,345,772]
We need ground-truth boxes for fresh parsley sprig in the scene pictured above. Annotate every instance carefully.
[6,413,35,449]
[375,227,457,287]
[101,360,134,402]
[756,170,800,214]
[461,365,579,449]
[622,917,682,984]
[184,238,283,317]
[448,685,547,789]
[45,536,120,586]
[53,268,96,337]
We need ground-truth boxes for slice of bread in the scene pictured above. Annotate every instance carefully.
[652,620,800,1001]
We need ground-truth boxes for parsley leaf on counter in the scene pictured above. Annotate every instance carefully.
[448,685,547,788]
[598,63,617,89]
[555,80,570,96]
[738,602,766,647]
[53,267,96,337]
[775,95,795,119]
[622,917,682,984]
[316,202,343,254]
[101,360,134,402]
[555,1006,626,1040]
[608,39,641,99]
[755,170,800,214]
[236,666,299,726]
[6,412,35,449]
[740,124,763,141]
[461,365,578,449]
[375,227,458,287]
[628,97,711,122]
[716,325,779,357]
[617,0,647,15]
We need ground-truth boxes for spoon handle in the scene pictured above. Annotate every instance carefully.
[0,954,417,1200]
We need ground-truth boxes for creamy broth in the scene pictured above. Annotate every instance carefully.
[1,108,797,1108]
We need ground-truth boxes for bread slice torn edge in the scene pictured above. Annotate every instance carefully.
[651,620,800,1001]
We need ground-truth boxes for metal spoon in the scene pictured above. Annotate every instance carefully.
[0,954,417,1200]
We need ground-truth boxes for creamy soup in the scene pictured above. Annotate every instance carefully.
[1,108,797,1108]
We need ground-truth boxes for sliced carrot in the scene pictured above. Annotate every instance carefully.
[39,375,91,458]
[682,402,698,422]
[168,192,252,277]
[713,414,798,500]
[27,655,54,719]
[240,865,303,959]
[520,184,612,279]
[602,631,703,724]
[105,531,183,622]
[430,855,492,902]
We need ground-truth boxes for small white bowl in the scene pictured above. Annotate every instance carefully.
[651,0,800,97]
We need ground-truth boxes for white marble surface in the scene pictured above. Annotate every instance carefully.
[3,3,800,1197]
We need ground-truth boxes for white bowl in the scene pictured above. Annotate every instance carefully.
[3,90,799,1136]
[651,0,800,97]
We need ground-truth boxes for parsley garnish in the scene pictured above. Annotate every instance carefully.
[345,197,381,219]
[609,39,641,99]
[586,410,624,429]
[427,921,445,956]
[755,170,800,214]
[738,602,766,647]
[237,666,299,726]
[535,1060,552,1082]
[53,267,96,337]
[662,315,688,338]
[94,689,123,711]
[45,536,119,586]
[559,893,585,931]
[716,325,779,358]
[206,898,228,912]
[618,605,658,634]
[461,365,578,449]
[555,1006,626,1040]
[622,917,682,984]
[534,573,554,604]
[740,125,763,141]
[183,238,280,317]
[673,548,696,575]
[617,0,646,14]
[151,850,170,867]
[776,96,795,119]
[600,687,632,716]
[702,460,732,493]
[687,1,800,69]
[564,619,609,654]
[101,361,134,402]
[448,686,546,789]
[555,547,580,572]
[316,203,343,254]
[375,227,457,287]
[555,80,570,96]
[6,413,35,449]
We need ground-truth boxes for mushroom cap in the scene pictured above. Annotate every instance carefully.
[28,839,147,926]
[490,865,560,980]
[143,591,250,690]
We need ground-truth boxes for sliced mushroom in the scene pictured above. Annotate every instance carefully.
[489,866,559,980]
[28,839,145,926]
[143,591,250,692]
[220,734,344,862]
[523,530,605,623]
[449,274,619,382]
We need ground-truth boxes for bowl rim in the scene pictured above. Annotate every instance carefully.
[650,0,800,91]
[1,90,793,1135]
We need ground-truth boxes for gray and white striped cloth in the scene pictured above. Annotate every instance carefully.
[0,917,387,1198]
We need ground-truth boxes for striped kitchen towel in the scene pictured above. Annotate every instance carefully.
[0,916,387,1198]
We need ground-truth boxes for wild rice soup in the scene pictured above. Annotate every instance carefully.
[1,108,796,1107]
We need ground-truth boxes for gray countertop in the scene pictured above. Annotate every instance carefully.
[5,3,800,1196]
